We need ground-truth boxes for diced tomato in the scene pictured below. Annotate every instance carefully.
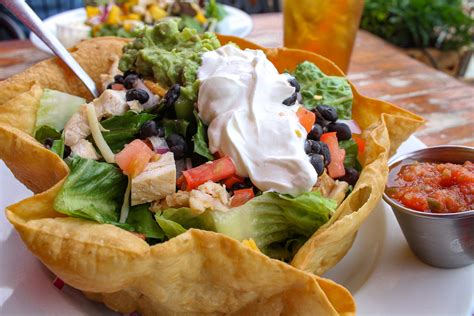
[230,188,255,207]
[223,175,244,189]
[320,132,346,178]
[296,107,316,133]
[352,134,365,156]
[176,175,185,189]
[182,156,237,190]
[115,139,154,177]
[111,83,125,91]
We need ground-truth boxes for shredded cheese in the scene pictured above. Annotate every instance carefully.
[119,176,132,223]
[86,103,115,163]
[242,239,261,252]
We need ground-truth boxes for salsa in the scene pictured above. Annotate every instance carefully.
[387,161,474,213]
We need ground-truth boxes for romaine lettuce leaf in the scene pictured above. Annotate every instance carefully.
[126,204,164,239]
[54,156,127,223]
[99,111,156,153]
[339,139,362,171]
[192,110,214,161]
[293,61,353,119]
[35,89,85,132]
[155,207,215,239]
[155,191,336,261]
[34,125,61,144]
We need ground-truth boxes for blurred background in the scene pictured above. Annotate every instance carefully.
[0,0,473,79]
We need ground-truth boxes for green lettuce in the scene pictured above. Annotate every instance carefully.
[192,110,214,161]
[339,139,362,171]
[54,156,127,223]
[206,0,227,21]
[34,125,61,144]
[99,111,156,153]
[155,191,336,261]
[293,61,353,119]
[34,89,85,133]
[126,204,164,239]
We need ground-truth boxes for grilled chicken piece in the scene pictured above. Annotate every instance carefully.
[64,89,128,159]
[70,139,100,160]
[131,152,176,206]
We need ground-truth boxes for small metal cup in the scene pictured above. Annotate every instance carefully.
[383,146,474,269]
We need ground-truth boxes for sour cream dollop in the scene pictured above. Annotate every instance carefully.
[197,45,317,195]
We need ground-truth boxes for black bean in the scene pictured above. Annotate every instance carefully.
[106,82,113,90]
[232,182,248,191]
[139,121,159,139]
[166,134,187,160]
[320,142,331,166]
[308,124,323,141]
[164,84,181,108]
[327,122,352,141]
[126,88,149,104]
[43,137,53,149]
[114,74,124,84]
[337,167,360,186]
[282,93,297,106]
[123,70,138,78]
[309,154,325,176]
[305,140,322,155]
[63,145,72,158]
[123,74,139,89]
[288,77,300,92]
[316,105,338,122]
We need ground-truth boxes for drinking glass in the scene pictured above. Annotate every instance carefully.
[283,0,365,73]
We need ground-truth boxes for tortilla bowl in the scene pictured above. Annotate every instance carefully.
[0,35,423,314]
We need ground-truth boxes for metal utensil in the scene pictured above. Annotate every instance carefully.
[2,0,99,97]
[383,145,474,268]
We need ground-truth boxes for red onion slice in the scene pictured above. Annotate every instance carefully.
[148,136,169,154]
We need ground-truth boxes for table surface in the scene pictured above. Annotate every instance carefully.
[0,13,473,146]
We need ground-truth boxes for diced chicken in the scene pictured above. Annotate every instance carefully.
[100,56,122,92]
[150,190,191,212]
[329,181,349,206]
[64,105,90,147]
[131,152,176,206]
[313,171,349,207]
[150,181,230,214]
[70,139,100,160]
[313,172,335,198]
[63,90,128,159]
[94,89,128,119]
[197,181,230,205]
[189,189,229,213]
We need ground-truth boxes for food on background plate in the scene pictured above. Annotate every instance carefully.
[0,19,424,314]
[387,160,474,213]
[56,0,226,47]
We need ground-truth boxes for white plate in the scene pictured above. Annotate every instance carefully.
[30,5,253,54]
[1,136,473,315]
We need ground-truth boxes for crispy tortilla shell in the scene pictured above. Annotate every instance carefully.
[0,36,423,314]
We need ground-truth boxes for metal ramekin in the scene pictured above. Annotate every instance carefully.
[383,145,474,268]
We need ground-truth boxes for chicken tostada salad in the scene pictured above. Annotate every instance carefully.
[0,19,423,315]
[35,19,367,261]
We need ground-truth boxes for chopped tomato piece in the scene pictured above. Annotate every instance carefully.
[223,175,244,189]
[321,132,346,178]
[176,175,185,189]
[352,134,365,156]
[111,83,125,91]
[296,107,316,133]
[182,156,236,190]
[115,139,154,177]
[231,188,255,207]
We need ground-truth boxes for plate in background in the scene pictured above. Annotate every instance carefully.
[30,5,253,54]
[1,136,473,315]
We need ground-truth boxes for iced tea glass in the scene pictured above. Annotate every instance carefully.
[283,0,365,73]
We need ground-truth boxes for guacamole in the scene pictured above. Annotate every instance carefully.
[119,19,221,120]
